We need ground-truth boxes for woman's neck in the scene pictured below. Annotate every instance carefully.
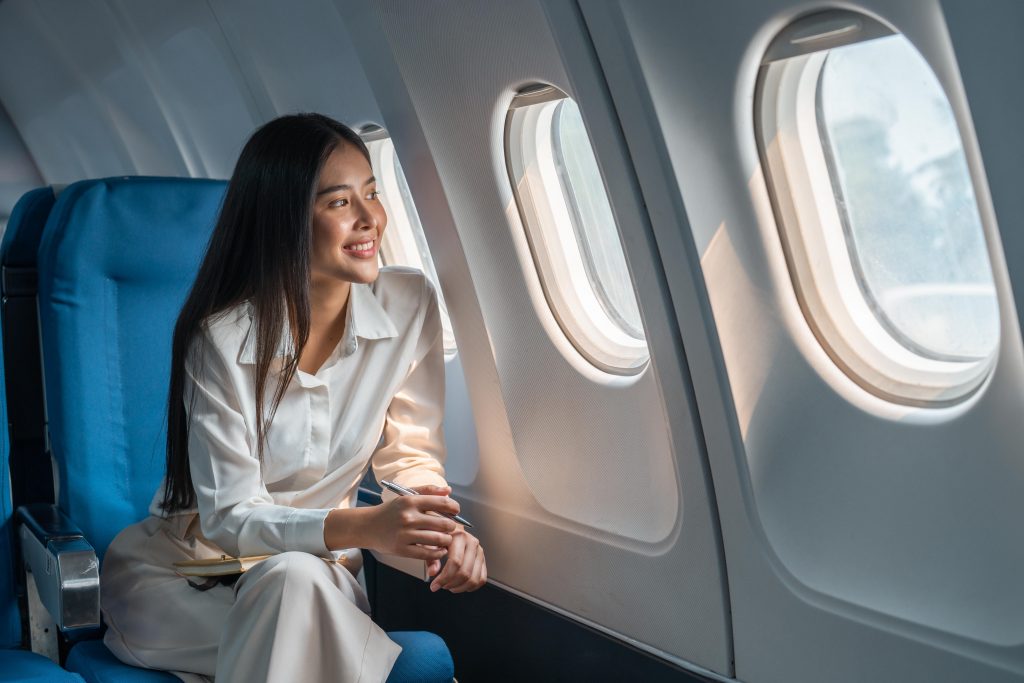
[309,278,352,331]
[298,279,353,375]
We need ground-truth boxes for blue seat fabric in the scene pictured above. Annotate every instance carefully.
[2,187,58,516]
[64,642,175,683]
[0,650,84,681]
[37,178,452,682]
[2,186,55,267]
[386,631,455,683]
[1,189,83,680]
[37,177,228,560]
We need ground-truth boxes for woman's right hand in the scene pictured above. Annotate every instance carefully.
[325,492,460,560]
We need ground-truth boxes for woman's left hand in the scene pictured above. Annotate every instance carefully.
[427,527,486,593]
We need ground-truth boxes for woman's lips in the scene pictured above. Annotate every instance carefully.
[343,238,377,259]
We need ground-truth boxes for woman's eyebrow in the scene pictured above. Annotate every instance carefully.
[316,176,376,196]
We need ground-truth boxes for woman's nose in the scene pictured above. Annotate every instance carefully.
[353,200,379,230]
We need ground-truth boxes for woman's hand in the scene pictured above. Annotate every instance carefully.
[429,526,487,593]
[412,485,487,592]
[326,486,459,561]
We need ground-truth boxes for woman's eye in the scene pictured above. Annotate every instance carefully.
[368,190,381,200]
[329,198,349,208]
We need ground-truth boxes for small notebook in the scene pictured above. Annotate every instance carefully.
[173,554,343,577]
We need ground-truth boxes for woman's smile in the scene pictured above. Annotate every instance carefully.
[342,237,378,259]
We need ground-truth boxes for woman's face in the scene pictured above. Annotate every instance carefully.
[310,143,387,287]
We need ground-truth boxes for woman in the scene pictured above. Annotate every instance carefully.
[100,113,486,682]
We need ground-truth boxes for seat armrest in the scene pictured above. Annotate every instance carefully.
[16,503,100,632]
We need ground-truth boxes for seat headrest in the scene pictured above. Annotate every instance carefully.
[2,186,55,267]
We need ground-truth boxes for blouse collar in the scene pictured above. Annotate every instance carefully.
[238,281,399,364]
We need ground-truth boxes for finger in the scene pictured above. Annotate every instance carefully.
[436,532,475,593]
[431,533,466,592]
[451,550,486,594]
[426,558,441,578]
[404,544,448,561]
[405,531,453,547]
[431,538,463,590]
[444,541,478,593]
[412,514,458,533]
[414,485,452,496]
[414,495,461,517]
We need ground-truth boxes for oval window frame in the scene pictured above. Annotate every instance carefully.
[505,85,649,376]
[755,10,1000,405]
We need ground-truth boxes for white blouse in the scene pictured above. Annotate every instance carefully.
[146,266,449,558]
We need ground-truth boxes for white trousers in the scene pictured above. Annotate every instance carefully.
[99,514,402,683]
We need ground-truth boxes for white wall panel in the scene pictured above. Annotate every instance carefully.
[341,0,731,675]
[581,0,1024,680]
[0,0,194,180]
[208,0,383,127]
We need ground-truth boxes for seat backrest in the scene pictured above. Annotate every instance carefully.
[1,329,21,649]
[36,177,226,559]
[1,187,57,510]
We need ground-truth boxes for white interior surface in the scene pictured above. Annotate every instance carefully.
[580,0,1024,680]
[339,0,730,673]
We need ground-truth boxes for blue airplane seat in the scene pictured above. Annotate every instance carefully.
[1,187,57,510]
[63,633,454,683]
[386,632,455,683]
[3,186,55,265]
[1,186,55,650]
[37,176,227,560]
[63,642,179,683]
[0,240,84,680]
[34,177,453,682]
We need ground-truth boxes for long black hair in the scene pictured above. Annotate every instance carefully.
[161,113,371,513]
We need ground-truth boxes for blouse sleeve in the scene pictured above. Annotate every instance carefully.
[372,278,449,501]
[185,327,333,558]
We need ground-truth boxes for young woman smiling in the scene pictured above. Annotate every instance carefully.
[99,113,485,683]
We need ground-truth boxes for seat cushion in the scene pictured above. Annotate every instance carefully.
[64,641,177,683]
[386,631,454,683]
[66,633,451,682]
[0,649,84,681]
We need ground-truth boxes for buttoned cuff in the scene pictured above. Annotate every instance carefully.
[284,507,333,556]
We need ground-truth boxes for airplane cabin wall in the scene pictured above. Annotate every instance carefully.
[0,103,43,226]
[337,0,733,675]
[578,0,1024,680]
[0,0,387,182]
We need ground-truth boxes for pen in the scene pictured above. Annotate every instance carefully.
[379,480,474,529]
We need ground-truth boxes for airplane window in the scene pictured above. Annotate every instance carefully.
[365,135,458,355]
[758,13,1000,404]
[506,86,648,375]
[819,36,996,361]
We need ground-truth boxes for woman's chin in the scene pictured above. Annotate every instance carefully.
[346,264,380,284]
